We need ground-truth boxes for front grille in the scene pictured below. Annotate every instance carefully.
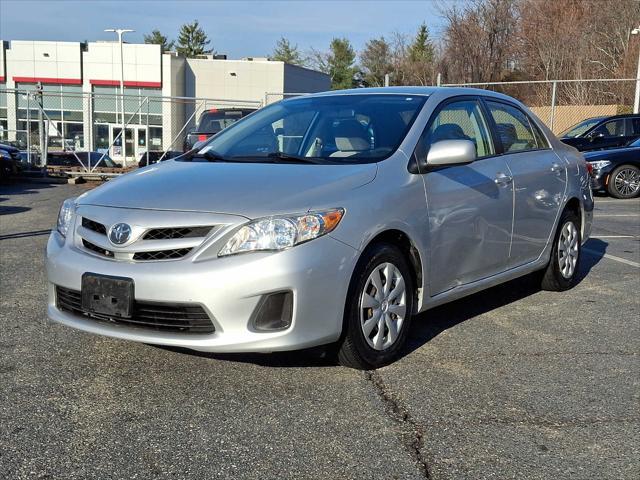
[82,239,114,258]
[56,286,215,334]
[133,248,192,261]
[82,217,107,235]
[143,226,212,240]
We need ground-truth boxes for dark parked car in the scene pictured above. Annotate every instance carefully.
[585,137,640,198]
[183,108,256,151]
[46,151,121,169]
[0,143,22,180]
[138,150,183,168]
[560,114,640,152]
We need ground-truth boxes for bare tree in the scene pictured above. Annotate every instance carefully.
[440,0,518,84]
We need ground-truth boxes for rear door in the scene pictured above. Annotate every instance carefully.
[419,97,514,295]
[483,99,567,267]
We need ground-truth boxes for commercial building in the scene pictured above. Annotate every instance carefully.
[0,40,330,164]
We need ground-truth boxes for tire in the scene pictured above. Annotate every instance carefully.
[540,209,581,291]
[607,165,640,199]
[337,243,414,369]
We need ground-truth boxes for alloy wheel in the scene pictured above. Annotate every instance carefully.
[613,168,640,197]
[558,221,579,279]
[359,262,407,351]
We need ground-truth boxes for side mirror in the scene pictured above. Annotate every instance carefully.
[426,139,476,167]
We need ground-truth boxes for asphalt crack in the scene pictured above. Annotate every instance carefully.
[364,370,432,479]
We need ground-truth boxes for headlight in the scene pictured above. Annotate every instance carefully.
[219,208,345,256]
[56,198,77,237]
[588,160,611,170]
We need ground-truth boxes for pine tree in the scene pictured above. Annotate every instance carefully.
[143,29,175,52]
[408,23,434,64]
[176,20,213,57]
[327,38,358,90]
[271,37,304,65]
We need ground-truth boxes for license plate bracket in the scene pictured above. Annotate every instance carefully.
[81,273,134,318]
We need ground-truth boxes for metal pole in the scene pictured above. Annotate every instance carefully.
[146,96,150,166]
[119,31,126,165]
[550,80,557,132]
[384,74,390,87]
[634,42,640,114]
[26,92,31,167]
[436,73,442,87]
[36,83,46,168]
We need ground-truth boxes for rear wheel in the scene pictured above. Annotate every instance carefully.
[337,243,414,370]
[540,209,581,291]
[607,165,640,199]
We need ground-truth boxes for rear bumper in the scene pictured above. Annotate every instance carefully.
[46,230,359,352]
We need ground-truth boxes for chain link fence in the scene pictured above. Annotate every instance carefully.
[440,78,638,134]
[0,87,262,175]
[1,79,635,176]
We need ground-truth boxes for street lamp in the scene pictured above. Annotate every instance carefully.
[632,26,640,114]
[104,28,134,161]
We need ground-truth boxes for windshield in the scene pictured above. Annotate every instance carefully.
[191,94,427,164]
[560,117,604,138]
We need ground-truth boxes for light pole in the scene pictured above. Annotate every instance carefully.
[632,26,640,114]
[104,28,134,162]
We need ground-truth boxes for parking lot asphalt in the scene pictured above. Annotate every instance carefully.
[1,180,638,480]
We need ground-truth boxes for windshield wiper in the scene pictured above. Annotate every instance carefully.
[265,152,321,164]
[189,150,229,162]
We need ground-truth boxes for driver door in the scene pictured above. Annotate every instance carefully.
[418,98,514,295]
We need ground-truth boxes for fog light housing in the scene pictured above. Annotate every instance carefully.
[250,291,293,331]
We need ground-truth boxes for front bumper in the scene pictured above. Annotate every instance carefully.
[590,165,614,192]
[46,231,359,352]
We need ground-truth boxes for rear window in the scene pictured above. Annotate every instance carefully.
[197,110,248,134]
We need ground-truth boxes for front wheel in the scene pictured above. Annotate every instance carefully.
[337,244,414,370]
[607,165,640,199]
[540,209,581,291]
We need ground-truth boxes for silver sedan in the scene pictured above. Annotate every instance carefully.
[46,87,593,369]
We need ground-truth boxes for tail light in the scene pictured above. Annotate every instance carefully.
[198,134,208,142]
[586,162,594,176]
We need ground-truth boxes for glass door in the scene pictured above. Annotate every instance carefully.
[110,125,147,165]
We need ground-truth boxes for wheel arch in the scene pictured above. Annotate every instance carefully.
[360,228,424,310]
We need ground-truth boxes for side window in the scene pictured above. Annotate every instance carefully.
[485,101,538,153]
[530,118,550,149]
[591,119,625,138]
[629,118,640,136]
[423,100,494,158]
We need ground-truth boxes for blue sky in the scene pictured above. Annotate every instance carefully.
[0,0,459,58]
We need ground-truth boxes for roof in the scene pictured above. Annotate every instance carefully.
[304,86,523,102]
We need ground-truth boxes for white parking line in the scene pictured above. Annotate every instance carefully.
[593,214,640,217]
[583,248,640,268]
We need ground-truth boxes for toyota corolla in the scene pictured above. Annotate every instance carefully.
[46,87,594,369]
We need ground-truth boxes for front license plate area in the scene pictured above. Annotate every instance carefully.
[81,273,134,318]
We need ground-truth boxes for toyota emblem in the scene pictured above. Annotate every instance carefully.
[108,223,132,245]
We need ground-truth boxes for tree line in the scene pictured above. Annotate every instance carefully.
[145,1,640,105]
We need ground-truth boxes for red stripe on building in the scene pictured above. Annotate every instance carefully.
[13,76,82,85]
[0,76,5,83]
[90,79,161,88]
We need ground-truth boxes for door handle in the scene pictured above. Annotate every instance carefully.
[494,172,513,186]
[551,163,563,173]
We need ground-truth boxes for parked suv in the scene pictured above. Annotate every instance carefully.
[46,87,593,369]
[559,114,640,151]
[183,108,257,151]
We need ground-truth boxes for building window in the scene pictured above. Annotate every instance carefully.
[15,83,84,150]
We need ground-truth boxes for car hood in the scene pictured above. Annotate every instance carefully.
[77,159,378,218]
